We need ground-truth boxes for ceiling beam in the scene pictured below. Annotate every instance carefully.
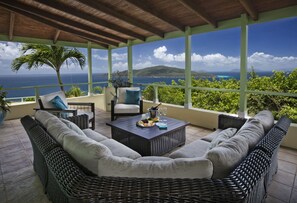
[177,0,217,28]
[124,0,185,31]
[239,0,258,20]
[1,0,126,44]
[0,3,114,47]
[37,0,145,41]
[76,0,164,37]
[9,12,15,41]
[53,30,61,44]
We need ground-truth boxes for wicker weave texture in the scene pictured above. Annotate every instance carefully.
[21,115,292,203]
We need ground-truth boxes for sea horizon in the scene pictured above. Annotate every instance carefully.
[0,71,283,98]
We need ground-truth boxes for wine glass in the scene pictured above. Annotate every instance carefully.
[159,107,167,123]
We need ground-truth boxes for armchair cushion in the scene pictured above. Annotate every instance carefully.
[117,87,140,103]
[125,90,140,105]
[40,91,68,109]
[114,104,140,114]
[51,95,68,110]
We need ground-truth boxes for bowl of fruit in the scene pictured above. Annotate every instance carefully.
[136,119,155,128]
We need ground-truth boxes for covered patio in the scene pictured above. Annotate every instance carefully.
[0,0,297,202]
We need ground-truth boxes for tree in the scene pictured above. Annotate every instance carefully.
[11,44,86,92]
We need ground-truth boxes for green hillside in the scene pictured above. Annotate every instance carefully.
[121,65,213,77]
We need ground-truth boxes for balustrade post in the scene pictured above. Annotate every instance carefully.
[153,85,159,103]
[35,87,40,103]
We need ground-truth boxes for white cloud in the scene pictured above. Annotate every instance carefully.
[112,53,127,61]
[113,61,128,71]
[152,46,297,71]
[0,42,22,60]
[93,54,108,60]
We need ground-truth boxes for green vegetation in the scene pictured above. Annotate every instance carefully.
[142,69,297,122]
[65,86,86,97]
[0,86,10,112]
[11,44,86,92]
[120,66,214,78]
[93,86,103,94]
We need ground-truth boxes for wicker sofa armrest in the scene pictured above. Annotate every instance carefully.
[65,114,89,130]
[218,114,247,130]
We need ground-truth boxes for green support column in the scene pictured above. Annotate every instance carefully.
[108,47,112,87]
[239,14,248,117]
[87,42,93,96]
[127,40,133,85]
[184,26,192,109]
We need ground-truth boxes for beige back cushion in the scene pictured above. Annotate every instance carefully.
[236,118,265,150]
[206,135,249,178]
[117,87,140,103]
[39,91,68,109]
[254,110,274,133]
[63,135,112,175]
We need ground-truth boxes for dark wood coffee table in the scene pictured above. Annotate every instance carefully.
[106,115,189,156]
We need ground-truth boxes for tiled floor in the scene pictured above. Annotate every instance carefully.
[0,109,296,203]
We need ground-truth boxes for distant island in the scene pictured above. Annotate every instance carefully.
[112,65,215,78]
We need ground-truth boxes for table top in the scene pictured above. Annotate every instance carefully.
[106,115,189,140]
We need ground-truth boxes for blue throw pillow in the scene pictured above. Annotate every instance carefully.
[125,90,140,105]
[51,96,68,110]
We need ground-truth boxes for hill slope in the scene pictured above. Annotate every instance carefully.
[120,65,213,77]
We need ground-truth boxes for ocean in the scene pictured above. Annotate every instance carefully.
[0,72,274,98]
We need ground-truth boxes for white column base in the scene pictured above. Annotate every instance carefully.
[238,110,247,118]
[184,103,192,109]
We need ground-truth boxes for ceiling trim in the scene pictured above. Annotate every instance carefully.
[239,0,258,20]
[124,0,185,31]
[9,12,15,41]
[37,0,145,41]
[0,3,113,47]
[53,30,61,44]
[177,0,217,28]
[76,0,164,37]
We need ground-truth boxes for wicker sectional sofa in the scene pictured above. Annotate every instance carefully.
[21,111,291,203]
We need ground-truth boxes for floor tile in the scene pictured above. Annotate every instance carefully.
[278,160,297,175]
[2,165,35,185]
[278,151,297,165]
[1,157,31,175]
[5,175,46,202]
[273,169,295,187]
[290,188,297,203]
[264,195,286,203]
[268,180,292,202]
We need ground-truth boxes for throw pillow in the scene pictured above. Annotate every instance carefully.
[209,128,237,149]
[125,90,140,105]
[51,95,68,110]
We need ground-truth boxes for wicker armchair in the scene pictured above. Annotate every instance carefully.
[21,114,291,203]
[37,91,95,129]
[111,87,143,121]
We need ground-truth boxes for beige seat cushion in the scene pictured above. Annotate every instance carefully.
[98,156,213,179]
[206,135,249,178]
[236,118,265,150]
[114,104,140,114]
[169,140,210,159]
[82,129,108,142]
[209,128,237,149]
[39,91,68,109]
[254,110,274,133]
[63,135,112,175]
[201,129,222,142]
[100,139,141,159]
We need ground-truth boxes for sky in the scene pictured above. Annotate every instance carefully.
[0,17,296,75]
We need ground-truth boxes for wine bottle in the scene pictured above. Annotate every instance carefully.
[151,103,162,110]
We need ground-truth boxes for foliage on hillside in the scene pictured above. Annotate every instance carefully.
[142,69,297,122]
[120,66,214,77]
